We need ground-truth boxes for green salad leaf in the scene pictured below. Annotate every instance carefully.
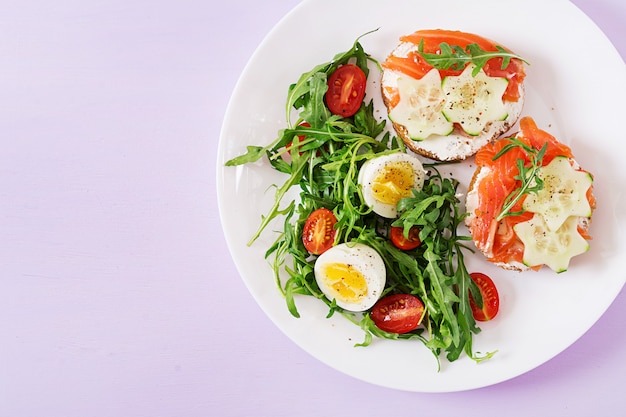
[417,40,529,76]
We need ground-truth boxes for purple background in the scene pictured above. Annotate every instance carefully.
[1,0,624,416]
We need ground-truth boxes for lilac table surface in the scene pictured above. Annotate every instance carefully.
[1,0,625,416]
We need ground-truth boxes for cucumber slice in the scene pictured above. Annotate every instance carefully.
[388,69,454,141]
[514,215,589,273]
[523,156,593,231]
[441,64,509,136]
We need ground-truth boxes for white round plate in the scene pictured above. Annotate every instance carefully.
[217,0,626,392]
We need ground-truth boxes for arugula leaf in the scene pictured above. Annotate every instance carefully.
[353,100,387,139]
[298,72,330,128]
[418,40,529,76]
[286,62,331,128]
[387,169,492,363]
[224,145,266,166]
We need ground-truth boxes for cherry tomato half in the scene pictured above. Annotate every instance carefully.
[468,272,500,322]
[370,294,425,334]
[325,64,367,117]
[302,208,337,255]
[390,226,422,251]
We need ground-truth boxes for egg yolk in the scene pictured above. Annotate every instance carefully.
[321,263,368,303]
[371,161,415,205]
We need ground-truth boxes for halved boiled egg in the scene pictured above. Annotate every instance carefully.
[358,153,426,218]
[313,242,386,312]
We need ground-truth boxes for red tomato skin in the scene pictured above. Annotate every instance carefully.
[468,272,500,321]
[370,294,425,334]
[390,226,421,250]
[325,64,367,117]
[301,208,337,255]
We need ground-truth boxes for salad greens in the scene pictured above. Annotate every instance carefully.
[418,40,529,76]
[225,33,495,367]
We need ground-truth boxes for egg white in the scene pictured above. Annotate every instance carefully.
[358,152,426,218]
[313,242,386,312]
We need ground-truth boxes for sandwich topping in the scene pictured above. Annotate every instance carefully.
[381,29,527,161]
[441,64,509,136]
[466,117,595,272]
[387,29,527,102]
[389,64,510,140]
[388,68,453,140]
[513,156,593,272]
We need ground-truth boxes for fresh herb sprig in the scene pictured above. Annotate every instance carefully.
[418,40,529,76]
[492,137,548,221]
